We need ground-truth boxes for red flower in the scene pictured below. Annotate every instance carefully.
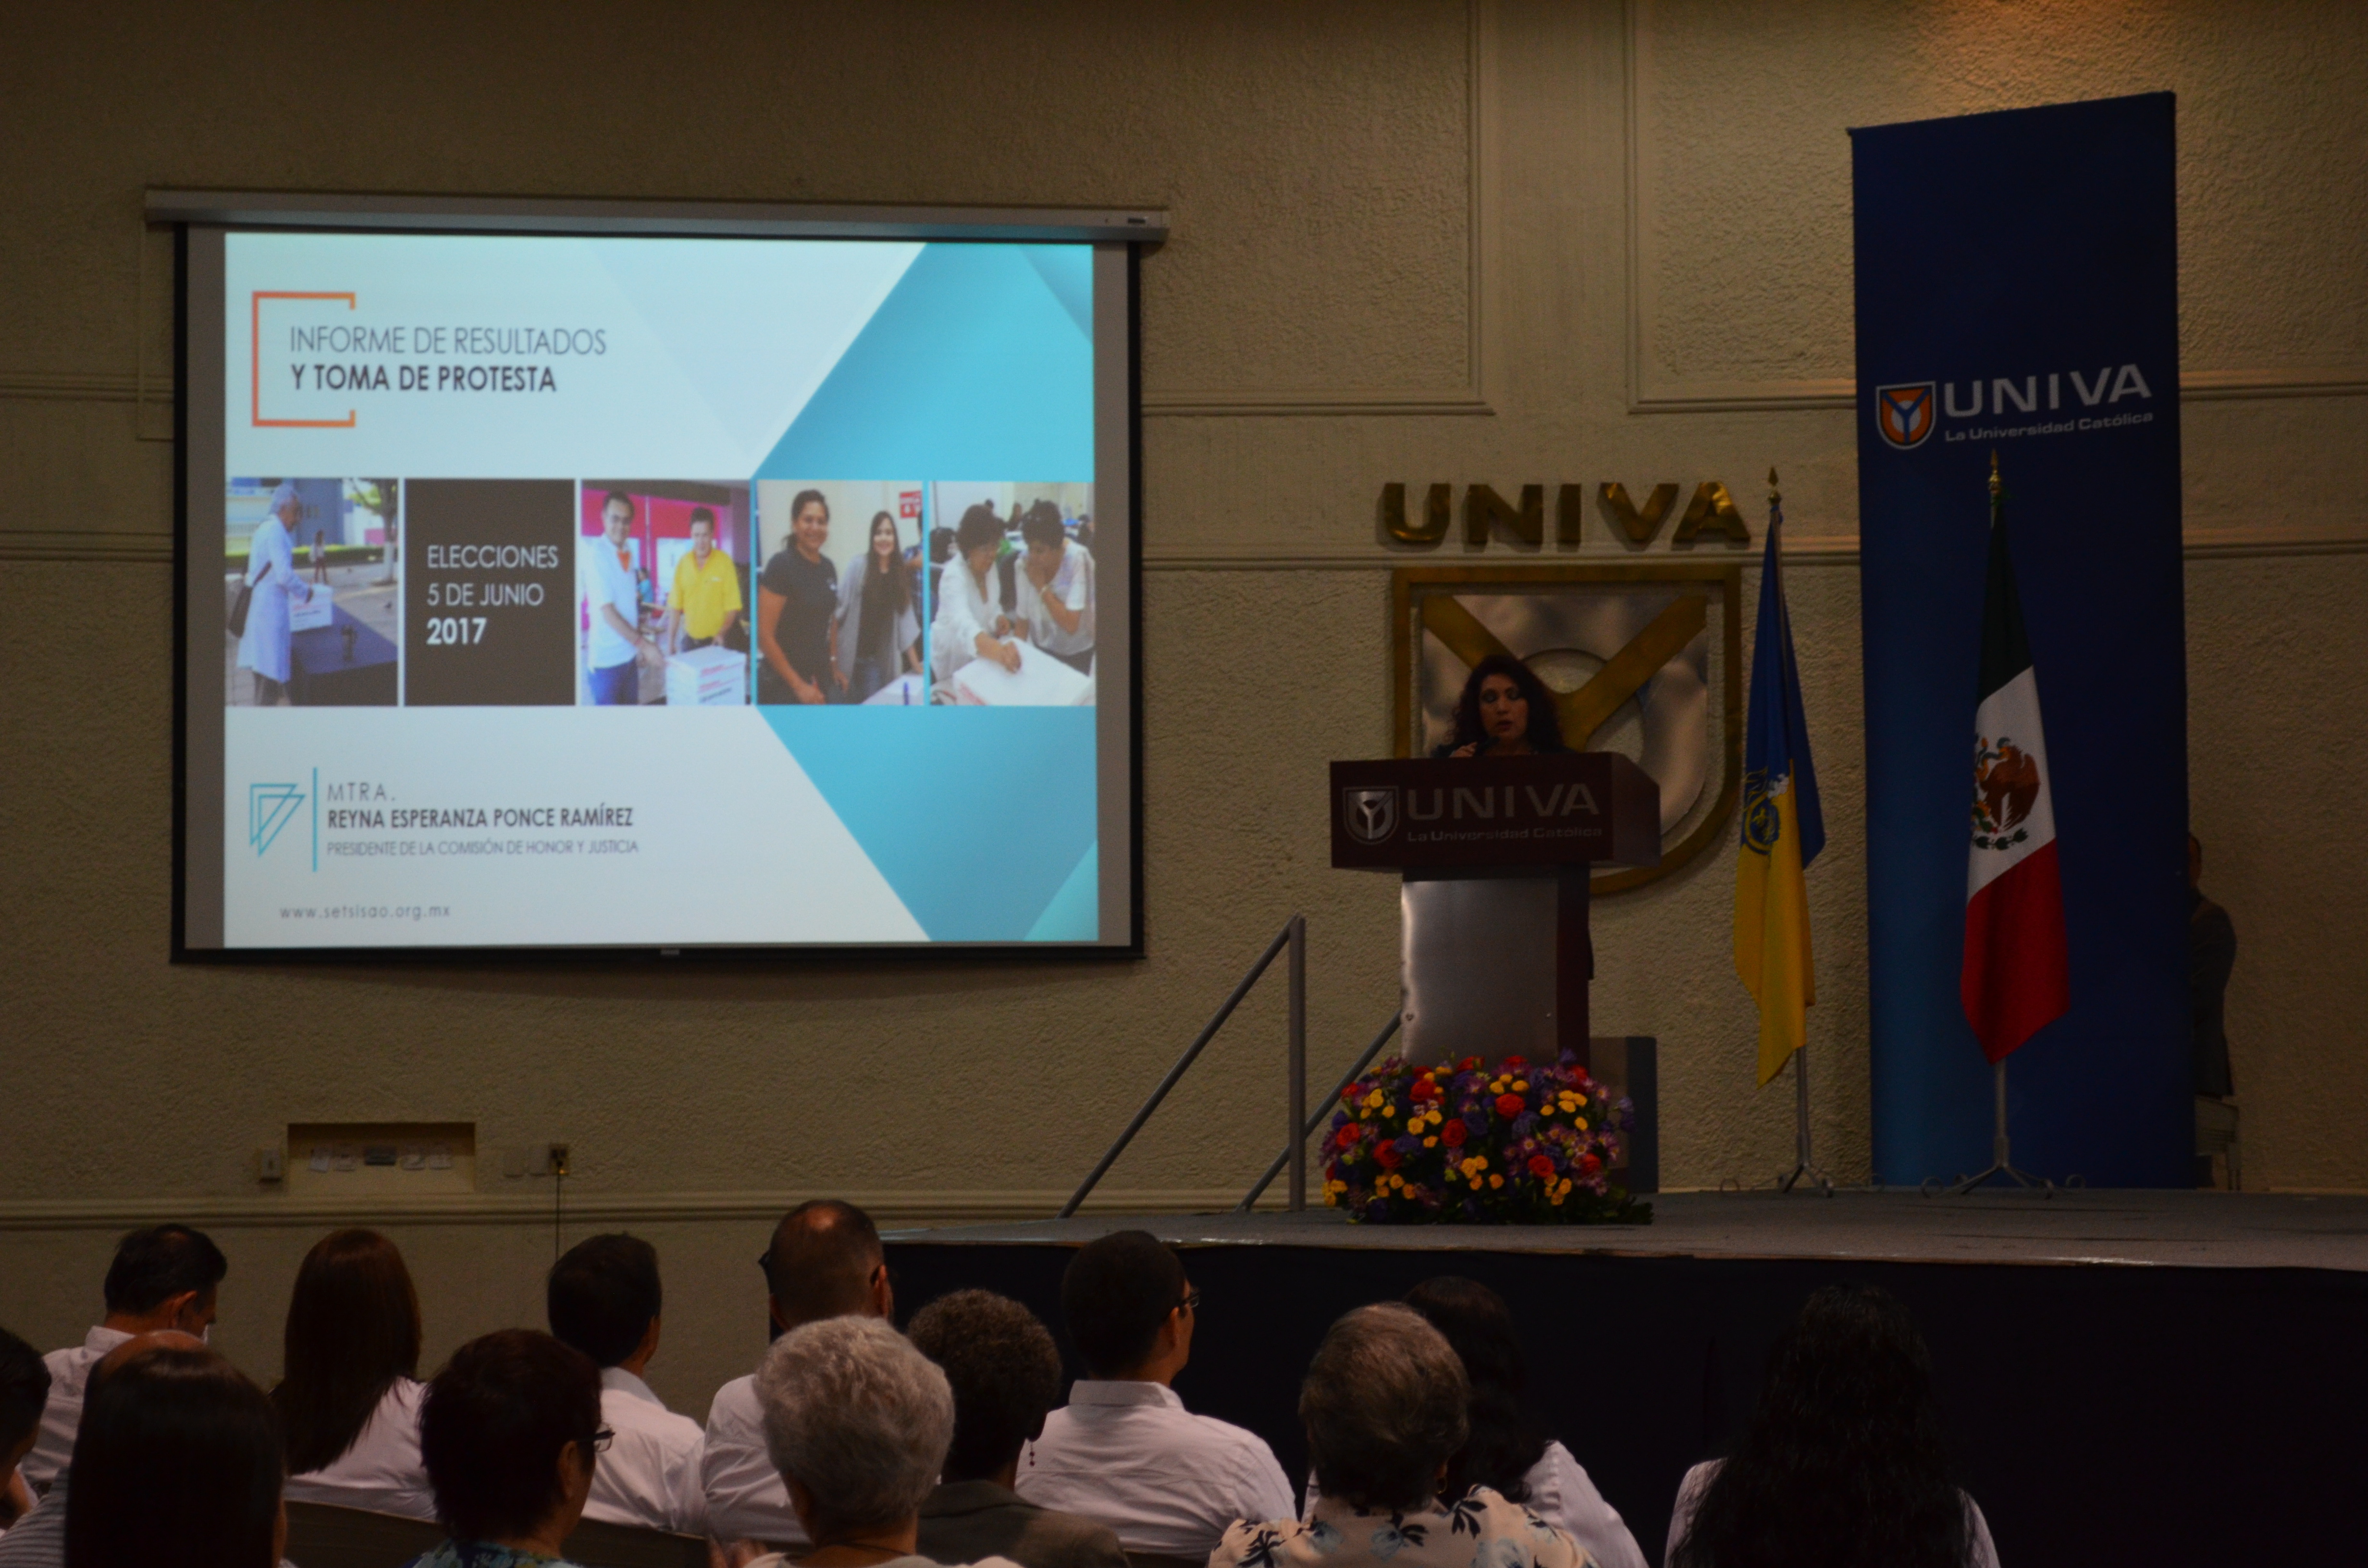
[1503,1055,1528,1069]
[1442,1120,1468,1148]
[1335,1124,1363,1150]
[1527,1154,1555,1179]
[1579,1153,1603,1176]
[1375,1142,1404,1170]
[1459,1055,1482,1070]
[1410,1078,1439,1103]
[1495,1092,1526,1119]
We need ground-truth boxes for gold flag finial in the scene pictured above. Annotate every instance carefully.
[1989,449,2001,499]
[1767,466,1780,503]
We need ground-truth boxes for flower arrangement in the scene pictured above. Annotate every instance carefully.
[1322,1052,1651,1225]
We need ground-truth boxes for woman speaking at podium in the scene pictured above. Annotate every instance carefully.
[1435,654,1569,758]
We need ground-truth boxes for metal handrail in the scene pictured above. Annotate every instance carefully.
[1236,1005,1403,1212]
[1058,917,1306,1219]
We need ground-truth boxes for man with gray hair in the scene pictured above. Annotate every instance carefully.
[1213,1304,1595,1568]
[742,1316,1020,1568]
[703,1199,895,1548]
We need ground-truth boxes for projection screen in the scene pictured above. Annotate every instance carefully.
[164,193,1158,957]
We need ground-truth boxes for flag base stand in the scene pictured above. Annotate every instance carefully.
[1776,1045,1834,1196]
[1943,1059,2054,1197]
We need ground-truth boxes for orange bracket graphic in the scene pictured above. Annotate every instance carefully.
[252,292,358,428]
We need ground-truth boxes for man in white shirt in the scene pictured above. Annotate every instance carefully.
[1013,502,1093,675]
[703,1200,895,1549]
[1015,1230,1295,1559]
[585,490,663,705]
[21,1225,224,1494]
[548,1233,706,1536]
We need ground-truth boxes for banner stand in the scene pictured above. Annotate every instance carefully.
[1777,1046,1834,1196]
[1941,1059,2058,1196]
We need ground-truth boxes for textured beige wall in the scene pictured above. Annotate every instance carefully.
[3,0,2364,1412]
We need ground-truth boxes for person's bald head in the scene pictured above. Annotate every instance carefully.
[764,1200,890,1332]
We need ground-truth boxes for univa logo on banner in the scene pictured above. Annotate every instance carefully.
[1874,364,2156,450]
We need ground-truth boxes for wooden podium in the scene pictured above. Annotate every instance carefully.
[1330,754,1660,1069]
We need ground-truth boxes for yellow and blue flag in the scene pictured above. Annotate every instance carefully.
[1734,478,1825,1085]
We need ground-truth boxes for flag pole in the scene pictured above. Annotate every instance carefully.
[1763,467,1832,1199]
[1947,453,2052,1198]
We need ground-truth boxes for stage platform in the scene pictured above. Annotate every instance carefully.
[885,1191,2364,1567]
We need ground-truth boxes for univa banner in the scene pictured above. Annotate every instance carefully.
[1852,93,2190,1186]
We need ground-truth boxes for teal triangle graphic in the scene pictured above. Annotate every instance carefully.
[761,707,1097,942]
[1025,841,1099,942]
[753,243,1094,482]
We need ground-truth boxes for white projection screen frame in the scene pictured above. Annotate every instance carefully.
[165,192,1161,959]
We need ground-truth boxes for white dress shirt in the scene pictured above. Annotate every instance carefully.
[1015,1380,1296,1558]
[1664,1460,2001,1568]
[1013,545,1094,659]
[701,1374,808,1549]
[23,1327,132,1492]
[586,1367,707,1536]
[283,1377,435,1521]
[583,535,642,671]
[930,554,1008,695]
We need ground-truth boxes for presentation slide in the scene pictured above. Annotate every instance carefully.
[191,229,1124,951]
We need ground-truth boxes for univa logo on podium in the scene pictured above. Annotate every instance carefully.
[1343,786,1399,845]
[1873,365,2158,451]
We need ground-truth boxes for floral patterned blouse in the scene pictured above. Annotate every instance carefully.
[1213,1485,1598,1568]
[402,1544,583,1568]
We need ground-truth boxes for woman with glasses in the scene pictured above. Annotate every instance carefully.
[409,1329,607,1568]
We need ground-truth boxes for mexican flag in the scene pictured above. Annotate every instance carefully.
[1961,490,2070,1060]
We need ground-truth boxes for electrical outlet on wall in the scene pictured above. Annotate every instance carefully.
[548,1142,571,1179]
[256,1147,284,1183]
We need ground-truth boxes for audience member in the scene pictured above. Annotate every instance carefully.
[276,1228,435,1520]
[1666,1285,1998,1568]
[414,1330,602,1568]
[62,1339,284,1568]
[1015,1231,1292,1559]
[547,1233,707,1535]
[1216,1304,1592,1568]
[746,1314,1018,1568]
[1389,1277,1644,1568]
[907,1292,1125,1568]
[2190,832,2236,1102]
[0,1333,52,1534]
[704,1200,896,1547]
[0,1331,210,1568]
[24,1224,226,1492]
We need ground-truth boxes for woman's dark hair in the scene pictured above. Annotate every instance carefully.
[864,511,912,614]
[0,1327,52,1459]
[66,1345,283,1568]
[908,1289,1063,1482]
[1403,1276,1546,1503]
[955,502,1005,559]
[1672,1285,1973,1568]
[420,1329,601,1544]
[790,488,829,524]
[547,1233,661,1370]
[274,1228,421,1475]
[928,526,955,565]
[1018,501,1067,551]
[1442,654,1566,756]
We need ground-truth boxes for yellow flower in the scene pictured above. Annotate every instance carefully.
[1327,1191,1340,1207]
[1382,1104,1397,1118]
[1513,1079,1529,1093]
[1551,1191,1566,1206]
[1489,1174,1505,1189]
[1574,1117,1588,1131]
[1365,1090,1385,1109]
[1423,1136,1438,1148]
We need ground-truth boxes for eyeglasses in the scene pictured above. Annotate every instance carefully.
[1180,1287,1204,1314]
[592,1427,615,1454]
